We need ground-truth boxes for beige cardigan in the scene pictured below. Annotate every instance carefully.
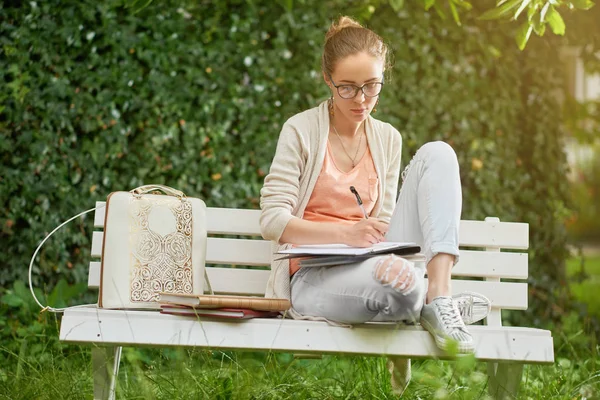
[259,100,403,318]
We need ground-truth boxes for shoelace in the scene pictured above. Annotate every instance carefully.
[437,298,467,330]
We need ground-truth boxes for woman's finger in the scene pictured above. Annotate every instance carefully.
[367,234,379,245]
[368,222,387,237]
[367,219,388,234]
[366,228,383,243]
[376,221,389,234]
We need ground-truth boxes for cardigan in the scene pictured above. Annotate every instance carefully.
[259,100,403,319]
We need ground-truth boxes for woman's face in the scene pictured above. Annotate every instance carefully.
[326,52,384,124]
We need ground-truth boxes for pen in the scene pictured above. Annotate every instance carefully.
[349,186,369,219]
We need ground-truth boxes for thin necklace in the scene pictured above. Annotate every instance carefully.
[332,124,363,168]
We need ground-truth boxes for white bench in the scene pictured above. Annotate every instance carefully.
[59,203,554,399]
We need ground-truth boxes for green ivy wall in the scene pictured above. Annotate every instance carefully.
[1,1,570,323]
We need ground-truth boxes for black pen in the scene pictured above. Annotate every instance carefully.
[349,186,369,219]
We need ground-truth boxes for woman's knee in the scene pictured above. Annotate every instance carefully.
[372,255,418,296]
[418,141,458,168]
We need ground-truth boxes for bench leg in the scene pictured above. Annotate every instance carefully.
[487,362,523,399]
[387,356,411,396]
[92,346,122,400]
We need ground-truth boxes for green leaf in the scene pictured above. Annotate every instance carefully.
[433,2,447,19]
[13,280,31,301]
[424,0,436,10]
[516,20,533,50]
[278,0,293,12]
[514,0,532,20]
[127,0,153,14]
[449,0,461,25]
[455,353,477,372]
[527,1,540,21]
[571,0,595,10]
[532,17,547,36]
[389,0,405,12]
[487,45,502,58]
[1,292,23,307]
[479,0,522,20]
[452,0,472,10]
[546,6,566,35]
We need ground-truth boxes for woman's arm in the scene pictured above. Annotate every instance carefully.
[280,217,389,247]
[379,126,403,222]
[259,121,305,243]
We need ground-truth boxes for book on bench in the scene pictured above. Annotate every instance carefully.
[160,304,280,319]
[275,241,422,267]
[158,293,291,312]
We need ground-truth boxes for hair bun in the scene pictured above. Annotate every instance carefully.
[325,16,363,42]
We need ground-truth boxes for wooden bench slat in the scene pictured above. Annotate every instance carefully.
[93,204,262,236]
[59,308,553,363]
[90,236,272,266]
[86,264,527,310]
[203,240,529,278]
[459,220,528,250]
[200,270,527,310]
[457,250,527,279]
[206,208,263,236]
[90,234,527,279]
[93,201,106,228]
[92,204,528,249]
[91,231,103,258]
[206,238,271,266]
[89,261,101,288]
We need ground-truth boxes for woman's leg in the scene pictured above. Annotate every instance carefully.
[386,141,462,277]
[291,258,421,396]
[386,141,473,352]
[291,255,426,325]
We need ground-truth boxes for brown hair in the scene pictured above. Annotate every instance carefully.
[322,16,391,77]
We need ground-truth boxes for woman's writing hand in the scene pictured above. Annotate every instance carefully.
[343,218,389,247]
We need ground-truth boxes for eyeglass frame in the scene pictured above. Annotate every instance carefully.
[326,72,385,99]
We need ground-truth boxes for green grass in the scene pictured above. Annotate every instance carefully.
[0,342,598,400]
[1,257,599,399]
[567,255,600,318]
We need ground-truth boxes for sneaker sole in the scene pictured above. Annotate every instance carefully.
[454,291,492,325]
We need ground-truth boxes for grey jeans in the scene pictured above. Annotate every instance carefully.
[291,141,462,324]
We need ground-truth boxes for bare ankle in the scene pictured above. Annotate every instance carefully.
[426,286,451,304]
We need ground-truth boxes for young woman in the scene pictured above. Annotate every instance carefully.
[259,15,490,393]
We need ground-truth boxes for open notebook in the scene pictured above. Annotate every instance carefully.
[277,242,420,257]
[275,242,422,267]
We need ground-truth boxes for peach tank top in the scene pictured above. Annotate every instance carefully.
[289,140,379,275]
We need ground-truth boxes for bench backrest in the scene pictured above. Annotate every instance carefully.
[88,202,529,326]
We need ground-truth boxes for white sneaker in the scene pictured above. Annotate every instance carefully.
[453,291,492,325]
[420,296,474,353]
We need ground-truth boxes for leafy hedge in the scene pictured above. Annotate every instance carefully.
[374,3,571,324]
[1,0,570,325]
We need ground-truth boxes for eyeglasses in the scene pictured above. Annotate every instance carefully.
[327,72,384,99]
